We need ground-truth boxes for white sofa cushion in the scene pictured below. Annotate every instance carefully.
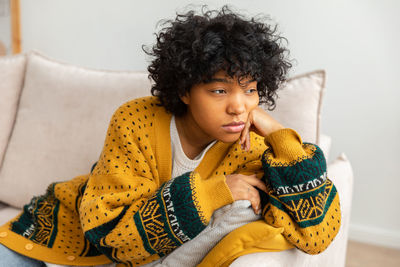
[0,54,26,168]
[0,202,20,226]
[0,51,151,208]
[267,70,325,145]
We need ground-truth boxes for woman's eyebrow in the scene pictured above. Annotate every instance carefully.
[243,78,257,84]
[205,78,232,84]
[205,78,256,84]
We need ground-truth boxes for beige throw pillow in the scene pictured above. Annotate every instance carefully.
[267,70,326,145]
[0,51,151,208]
[0,53,26,170]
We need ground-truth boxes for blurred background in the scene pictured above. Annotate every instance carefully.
[1,0,399,265]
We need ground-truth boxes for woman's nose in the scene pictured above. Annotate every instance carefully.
[226,94,246,115]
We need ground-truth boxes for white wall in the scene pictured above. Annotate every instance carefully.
[19,0,400,248]
[0,0,11,54]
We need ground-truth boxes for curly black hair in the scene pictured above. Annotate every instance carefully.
[143,5,292,116]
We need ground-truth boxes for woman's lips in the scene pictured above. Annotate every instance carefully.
[222,122,245,133]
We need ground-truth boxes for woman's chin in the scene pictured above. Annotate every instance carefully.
[217,133,241,144]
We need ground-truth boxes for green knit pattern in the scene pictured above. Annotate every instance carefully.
[262,143,336,227]
[134,172,206,257]
[11,183,60,248]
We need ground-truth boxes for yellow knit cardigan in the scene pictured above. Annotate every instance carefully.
[0,96,340,266]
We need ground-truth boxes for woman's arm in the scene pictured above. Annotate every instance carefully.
[79,104,234,265]
[238,107,341,254]
[261,128,340,254]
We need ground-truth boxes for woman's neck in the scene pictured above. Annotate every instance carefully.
[175,114,215,160]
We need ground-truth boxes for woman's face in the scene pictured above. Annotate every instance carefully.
[180,70,259,144]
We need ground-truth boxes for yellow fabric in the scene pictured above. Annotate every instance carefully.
[264,128,308,161]
[189,172,235,225]
[198,220,294,267]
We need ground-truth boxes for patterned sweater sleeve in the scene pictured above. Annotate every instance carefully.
[78,105,234,265]
[260,128,341,254]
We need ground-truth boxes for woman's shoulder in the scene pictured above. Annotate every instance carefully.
[115,96,162,114]
[109,96,165,124]
[106,96,170,147]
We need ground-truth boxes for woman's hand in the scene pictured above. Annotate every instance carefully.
[239,106,285,151]
[225,173,268,214]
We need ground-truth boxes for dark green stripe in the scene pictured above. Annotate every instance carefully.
[90,161,98,173]
[75,182,87,213]
[11,205,34,236]
[169,173,206,239]
[79,238,88,257]
[270,183,337,228]
[262,143,327,189]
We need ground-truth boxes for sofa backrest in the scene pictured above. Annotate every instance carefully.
[0,53,26,169]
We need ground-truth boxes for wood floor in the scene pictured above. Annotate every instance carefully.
[346,240,400,267]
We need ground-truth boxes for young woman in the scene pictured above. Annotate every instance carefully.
[0,5,340,267]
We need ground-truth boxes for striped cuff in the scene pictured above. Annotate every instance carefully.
[133,171,234,257]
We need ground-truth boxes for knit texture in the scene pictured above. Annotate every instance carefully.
[142,200,262,267]
[262,129,340,254]
[0,96,340,266]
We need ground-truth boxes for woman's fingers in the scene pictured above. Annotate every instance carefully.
[242,174,268,193]
[245,129,250,151]
[240,182,261,214]
[247,186,261,214]
[240,118,252,150]
[225,173,266,215]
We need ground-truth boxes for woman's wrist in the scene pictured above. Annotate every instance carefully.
[262,123,285,137]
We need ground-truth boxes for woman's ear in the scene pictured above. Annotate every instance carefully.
[180,92,190,105]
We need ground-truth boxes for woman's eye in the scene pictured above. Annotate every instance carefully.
[212,89,226,94]
[246,88,257,94]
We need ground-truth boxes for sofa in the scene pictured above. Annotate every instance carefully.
[0,50,354,266]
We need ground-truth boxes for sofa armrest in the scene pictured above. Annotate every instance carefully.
[318,133,332,163]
